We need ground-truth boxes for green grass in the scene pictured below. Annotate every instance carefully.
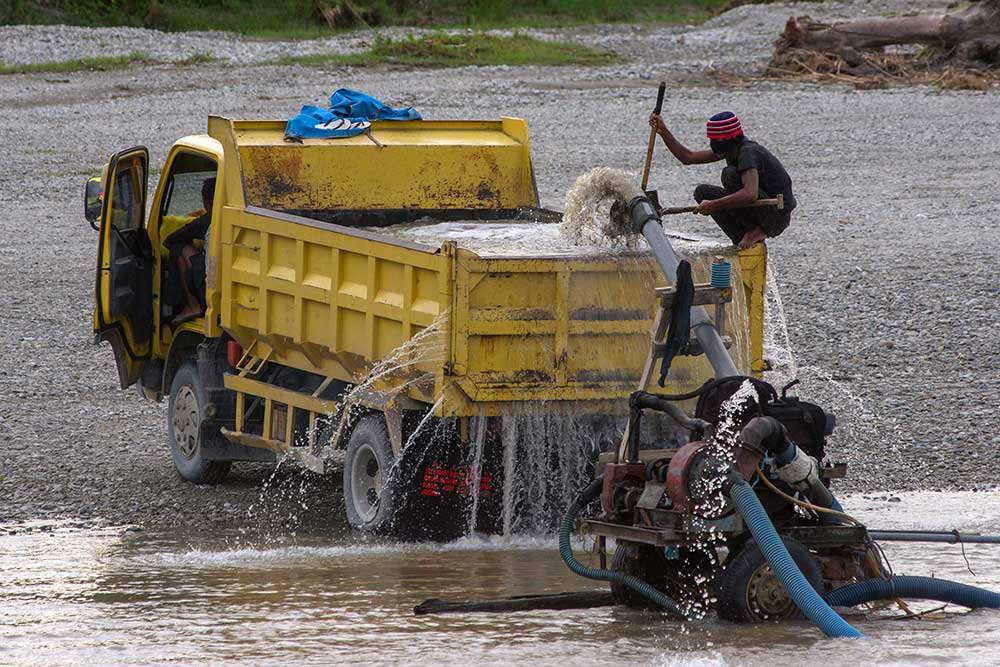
[174,51,219,66]
[0,51,217,76]
[5,1,726,36]
[0,35,613,75]
[271,32,618,68]
[0,51,151,75]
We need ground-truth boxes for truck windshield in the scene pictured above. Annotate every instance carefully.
[158,152,218,241]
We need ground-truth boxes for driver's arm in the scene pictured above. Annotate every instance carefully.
[164,214,210,247]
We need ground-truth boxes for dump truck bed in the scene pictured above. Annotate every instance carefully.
[209,116,762,419]
[218,207,756,417]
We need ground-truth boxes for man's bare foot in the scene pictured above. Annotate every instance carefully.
[738,226,767,250]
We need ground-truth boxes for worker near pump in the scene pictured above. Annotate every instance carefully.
[647,111,796,250]
[165,177,215,323]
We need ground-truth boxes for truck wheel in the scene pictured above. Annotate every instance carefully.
[168,361,231,484]
[716,536,822,623]
[344,415,401,534]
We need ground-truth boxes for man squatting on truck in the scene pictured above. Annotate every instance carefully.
[648,111,797,250]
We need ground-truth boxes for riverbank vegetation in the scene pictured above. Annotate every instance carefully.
[4,0,725,36]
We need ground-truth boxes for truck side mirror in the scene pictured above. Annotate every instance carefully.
[84,176,102,230]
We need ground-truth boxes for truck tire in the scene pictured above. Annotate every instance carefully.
[610,542,672,608]
[168,361,232,484]
[716,535,823,623]
[344,415,402,534]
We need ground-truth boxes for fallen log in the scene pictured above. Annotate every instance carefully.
[414,590,615,616]
[776,0,1000,65]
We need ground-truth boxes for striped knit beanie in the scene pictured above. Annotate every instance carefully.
[706,111,743,140]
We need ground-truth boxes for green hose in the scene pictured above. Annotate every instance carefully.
[559,477,692,619]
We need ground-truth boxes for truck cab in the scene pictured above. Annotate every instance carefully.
[90,135,268,486]
[90,137,225,394]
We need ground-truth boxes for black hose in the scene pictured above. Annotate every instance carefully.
[651,375,772,402]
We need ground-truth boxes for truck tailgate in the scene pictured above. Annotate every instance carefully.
[445,249,755,415]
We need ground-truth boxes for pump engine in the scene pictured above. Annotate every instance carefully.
[584,376,877,622]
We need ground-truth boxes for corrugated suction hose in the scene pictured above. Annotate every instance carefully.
[727,477,865,638]
[826,575,1000,610]
[559,477,692,619]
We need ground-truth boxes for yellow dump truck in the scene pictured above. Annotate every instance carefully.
[89,116,767,537]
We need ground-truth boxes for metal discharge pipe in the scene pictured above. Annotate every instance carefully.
[628,195,739,378]
[868,530,1000,545]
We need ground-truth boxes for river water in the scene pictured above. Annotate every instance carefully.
[2,492,999,666]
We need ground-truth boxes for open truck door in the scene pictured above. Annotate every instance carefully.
[90,147,153,389]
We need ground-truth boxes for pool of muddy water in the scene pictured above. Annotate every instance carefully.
[3,492,999,666]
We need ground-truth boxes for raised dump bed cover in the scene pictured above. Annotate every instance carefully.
[209,116,539,211]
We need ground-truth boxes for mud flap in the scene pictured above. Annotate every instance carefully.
[387,418,504,540]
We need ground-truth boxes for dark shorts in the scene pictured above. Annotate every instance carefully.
[693,166,793,246]
[166,243,207,310]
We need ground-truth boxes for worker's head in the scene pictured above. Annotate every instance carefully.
[706,111,744,157]
[202,177,217,212]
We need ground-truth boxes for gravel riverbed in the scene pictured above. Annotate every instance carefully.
[0,0,997,532]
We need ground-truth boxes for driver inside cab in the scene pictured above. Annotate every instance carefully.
[164,177,214,325]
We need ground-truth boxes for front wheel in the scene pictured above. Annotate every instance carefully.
[168,361,231,484]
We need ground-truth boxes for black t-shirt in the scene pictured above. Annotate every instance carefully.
[727,139,796,211]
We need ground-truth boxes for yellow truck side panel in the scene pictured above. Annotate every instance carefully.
[219,206,451,400]
[444,249,759,415]
[218,203,764,419]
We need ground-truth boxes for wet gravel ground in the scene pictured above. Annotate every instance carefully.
[0,0,997,531]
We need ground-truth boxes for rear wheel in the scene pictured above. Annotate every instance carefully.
[610,542,671,608]
[716,536,823,623]
[343,415,402,534]
[168,361,231,484]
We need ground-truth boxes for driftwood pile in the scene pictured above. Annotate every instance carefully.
[767,0,1000,90]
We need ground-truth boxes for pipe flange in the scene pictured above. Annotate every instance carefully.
[666,441,733,518]
[627,195,660,235]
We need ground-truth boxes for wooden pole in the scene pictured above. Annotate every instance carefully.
[640,82,666,191]
[660,194,784,215]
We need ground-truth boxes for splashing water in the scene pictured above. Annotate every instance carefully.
[465,414,488,535]
[758,264,908,491]
[677,380,761,617]
[688,380,761,521]
[560,167,643,247]
[493,411,619,536]
[306,312,450,452]
[762,262,799,387]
